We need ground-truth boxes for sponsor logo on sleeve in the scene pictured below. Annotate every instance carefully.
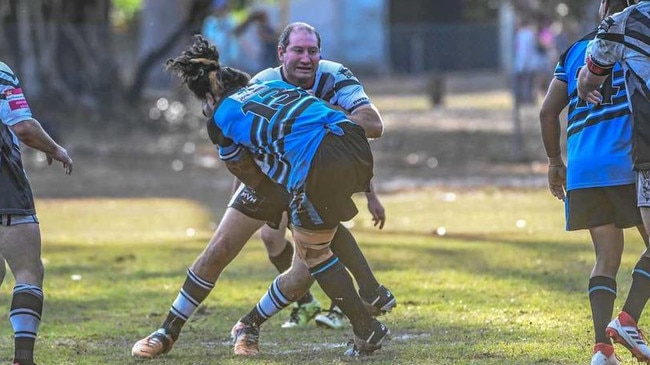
[337,67,354,79]
[4,88,30,110]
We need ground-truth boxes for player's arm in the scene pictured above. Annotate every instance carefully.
[231,176,242,195]
[224,151,268,191]
[342,103,385,226]
[208,118,285,197]
[347,104,384,139]
[10,118,72,174]
[577,55,611,103]
[539,78,568,201]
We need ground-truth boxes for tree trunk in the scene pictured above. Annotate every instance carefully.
[128,0,212,102]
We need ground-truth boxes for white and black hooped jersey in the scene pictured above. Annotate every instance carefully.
[0,62,35,214]
[251,59,371,113]
[586,1,650,169]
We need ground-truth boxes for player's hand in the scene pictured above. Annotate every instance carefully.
[47,146,73,175]
[547,163,566,201]
[367,196,386,229]
[583,90,602,105]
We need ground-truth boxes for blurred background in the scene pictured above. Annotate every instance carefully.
[0,0,606,211]
[0,0,602,105]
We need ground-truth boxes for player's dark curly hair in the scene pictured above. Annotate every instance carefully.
[165,34,250,100]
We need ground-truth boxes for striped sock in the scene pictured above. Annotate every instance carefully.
[589,276,616,344]
[162,269,215,340]
[310,255,372,337]
[623,256,650,322]
[241,277,291,327]
[11,284,43,365]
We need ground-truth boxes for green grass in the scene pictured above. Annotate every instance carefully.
[0,188,646,364]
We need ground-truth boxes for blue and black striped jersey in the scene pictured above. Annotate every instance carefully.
[555,31,634,190]
[0,61,36,214]
[586,1,650,169]
[211,80,352,191]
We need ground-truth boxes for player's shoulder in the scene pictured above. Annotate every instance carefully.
[600,5,640,32]
[0,62,14,77]
[251,67,282,83]
[0,62,18,90]
[318,59,357,78]
[560,31,595,62]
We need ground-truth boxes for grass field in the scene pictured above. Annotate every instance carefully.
[0,188,647,364]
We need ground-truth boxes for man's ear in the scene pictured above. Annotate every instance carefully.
[277,46,284,63]
[205,92,215,106]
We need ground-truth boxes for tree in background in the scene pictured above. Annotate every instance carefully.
[0,0,222,126]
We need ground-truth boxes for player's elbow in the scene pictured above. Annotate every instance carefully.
[366,123,384,139]
[539,105,556,124]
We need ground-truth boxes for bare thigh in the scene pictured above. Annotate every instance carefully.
[191,207,265,282]
[0,223,43,286]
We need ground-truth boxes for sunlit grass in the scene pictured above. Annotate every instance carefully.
[0,188,644,364]
[372,91,513,113]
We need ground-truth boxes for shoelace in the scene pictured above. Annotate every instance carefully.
[637,326,649,345]
[148,332,172,351]
[323,309,342,319]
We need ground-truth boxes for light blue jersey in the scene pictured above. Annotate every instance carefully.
[555,31,634,191]
[0,61,36,214]
[212,80,352,191]
[252,59,371,113]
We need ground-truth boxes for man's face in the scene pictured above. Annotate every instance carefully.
[278,29,320,88]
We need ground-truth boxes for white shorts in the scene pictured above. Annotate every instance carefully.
[637,171,650,207]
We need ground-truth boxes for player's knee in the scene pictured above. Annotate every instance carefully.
[292,226,336,267]
[595,256,622,277]
[260,225,287,251]
[304,247,333,267]
[278,268,315,300]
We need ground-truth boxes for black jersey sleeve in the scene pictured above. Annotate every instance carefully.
[206,118,234,147]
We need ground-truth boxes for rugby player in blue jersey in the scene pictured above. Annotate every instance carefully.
[0,61,73,365]
[577,0,650,362]
[132,34,389,359]
[541,2,646,363]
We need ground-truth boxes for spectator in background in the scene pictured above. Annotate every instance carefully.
[251,10,278,69]
[201,2,275,74]
[514,15,542,104]
[535,13,557,95]
[201,0,242,68]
